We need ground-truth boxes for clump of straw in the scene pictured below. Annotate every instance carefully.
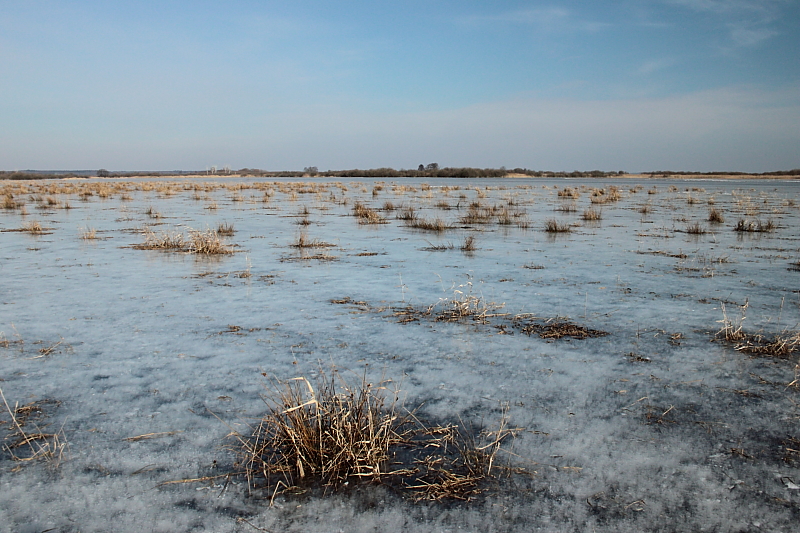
[227,368,521,502]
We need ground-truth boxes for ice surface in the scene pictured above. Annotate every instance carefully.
[1,177,799,531]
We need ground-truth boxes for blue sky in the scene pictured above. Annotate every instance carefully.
[1,0,798,172]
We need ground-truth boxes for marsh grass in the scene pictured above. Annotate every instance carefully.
[708,208,725,224]
[581,208,602,221]
[352,202,387,224]
[217,221,235,236]
[460,235,477,252]
[716,301,800,358]
[544,219,571,233]
[136,227,233,254]
[80,227,98,240]
[686,222,707,234]
[408,217,450,232]
[0,387,67,466]
[21,220,45,234]
[226,368,520,502]
[188,229,234,255]
[291,232,336,249]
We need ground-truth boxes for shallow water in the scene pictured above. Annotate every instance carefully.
[1,177,799,532]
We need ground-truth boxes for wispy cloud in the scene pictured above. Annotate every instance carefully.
[666,0,785,48]
[638,57,678,75]
[458,7,609,33]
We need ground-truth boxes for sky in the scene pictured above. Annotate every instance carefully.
[1,0,798,173]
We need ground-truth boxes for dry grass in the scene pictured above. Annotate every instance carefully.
[291,232,336,249]
[217,221,235,236]
[716,301,800,358]
[352,202,387,224]
[1,387,67,466]
[188,229,234,255]
[80,227,98,240]
[686,222,707,234]
[581,208,602,221]
[136,227,234,254]
[460,235,477,252]
[544,219,571,233]
[21,220,44,234]
[708,208,725,224]
[137,229,185,250]
[408,217,449,232]
[226,368,520,502]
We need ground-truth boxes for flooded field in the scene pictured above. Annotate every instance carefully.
[1,176,799,532]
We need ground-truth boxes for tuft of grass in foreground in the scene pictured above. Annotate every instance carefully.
[1,387,67,466]
[226,368,521,502]
[716,301,800,358]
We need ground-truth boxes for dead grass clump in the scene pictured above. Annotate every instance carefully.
[555,203,577,213]
[188,229,234,255]
[217,221,235,236]
[228,368,520,501]
[352,202,387,224]
[708,208,725,224]
[2,195,19,209]
[396,206,417,221]
[686,222,707,234]
[734,218,775,232]
[81,227,98,240]
[21,220,45,234]
[291,232,336,249]
[137,229,185,250]
[513,318,608,339]
[558,187,580,199]
[544,219,571,233]
[1,388,67,466]
[716,301,800,358]
[460,236,477,252]
[409,217,449,232]
[581,208,602,221]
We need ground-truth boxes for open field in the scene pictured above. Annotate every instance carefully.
[1,176,799,532]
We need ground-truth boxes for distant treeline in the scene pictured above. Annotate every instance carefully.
[3,167,799,180]
[240,167,628,178]
[645,169,800,177]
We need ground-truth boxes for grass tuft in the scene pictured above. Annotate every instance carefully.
[544,219,571,233]
[227,368,521,502]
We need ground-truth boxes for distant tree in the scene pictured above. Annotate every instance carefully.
[418,164,425,171]
[97,169,110,177]
[304,166,319,176]
[425,163,439,171]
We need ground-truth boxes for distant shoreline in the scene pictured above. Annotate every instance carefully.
[2,170,798,181]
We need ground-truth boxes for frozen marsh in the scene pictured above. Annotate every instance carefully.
[1,176,799,532]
